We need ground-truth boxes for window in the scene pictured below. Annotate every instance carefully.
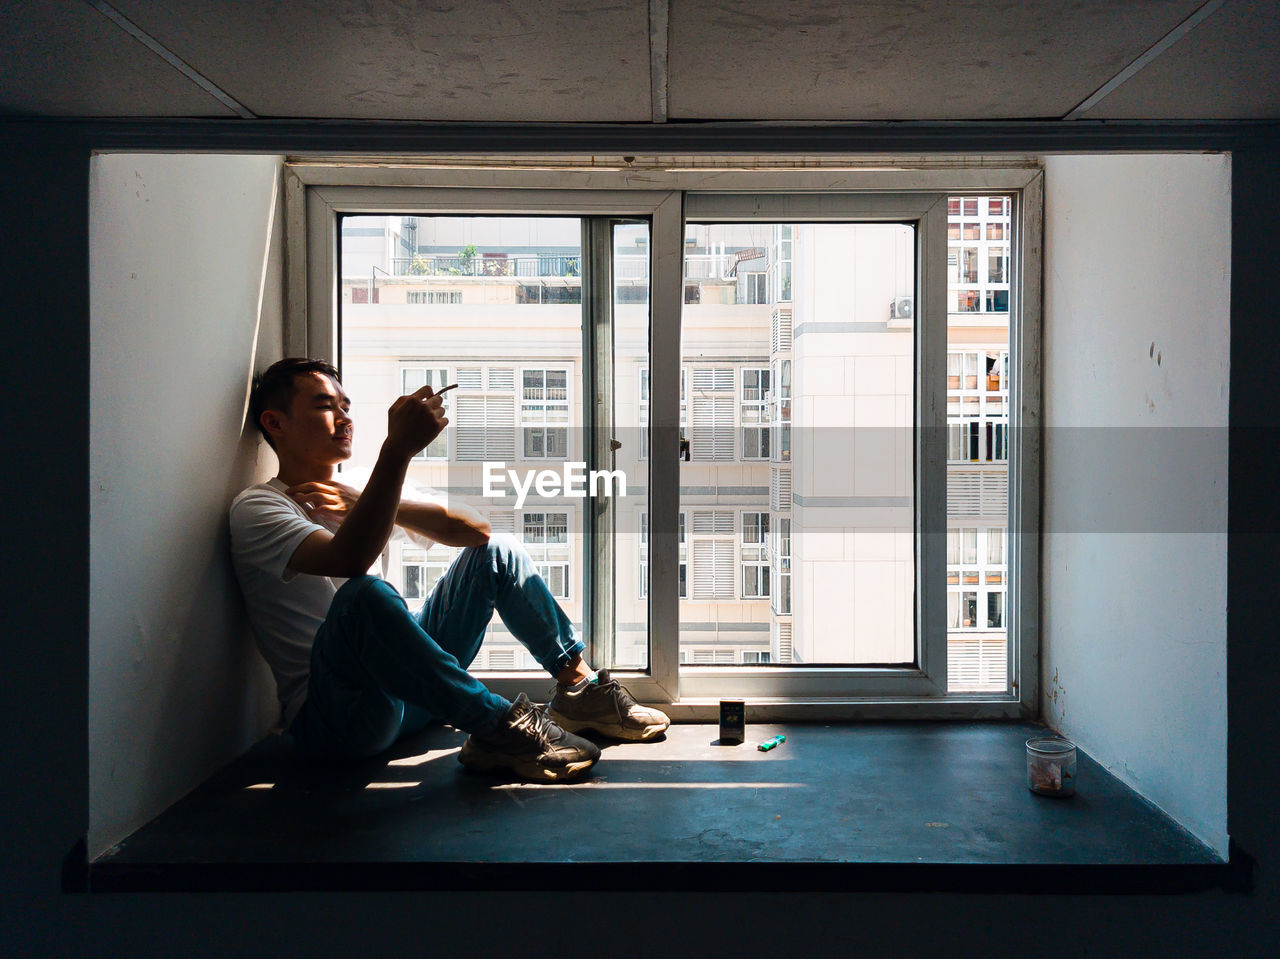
[307,171,1039,714]
[639,510,688,599]
[455,366,516,461]
[690,368,735,461]
[741,511,770,599]
[638,365,687,460]
[690,509,735,600]
[400,366,449,459]
[948,194,1010,316]
[521,368,570,459]
[947,350,1009,464]
[406,289,462,304]
[399,544,454,601]
[522,511,570,600]
[770,516,792,618]
[741,367,771,460]
[946,526,1007,630]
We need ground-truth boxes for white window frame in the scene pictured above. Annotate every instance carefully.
[292,166,1041,719]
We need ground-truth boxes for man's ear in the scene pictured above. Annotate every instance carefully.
[260,409,285,442]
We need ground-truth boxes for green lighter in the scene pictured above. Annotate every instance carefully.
[758,735,786,752]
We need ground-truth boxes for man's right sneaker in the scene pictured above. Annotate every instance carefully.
[458,693,600,782]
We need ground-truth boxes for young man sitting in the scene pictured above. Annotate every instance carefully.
[229,358,669,781]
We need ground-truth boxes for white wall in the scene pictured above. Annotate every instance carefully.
[89,154,285,857]
[1041,154,1230,855]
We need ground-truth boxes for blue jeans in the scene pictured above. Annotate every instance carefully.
[289,533,584,760]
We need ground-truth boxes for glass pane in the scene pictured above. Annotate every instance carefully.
[946,195,1013,692]
[614,221,651,670]
[680,220,914,666]
[340,214,585,672]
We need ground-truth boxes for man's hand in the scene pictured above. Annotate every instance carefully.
[384,384,453,461]
[287,480,359,521]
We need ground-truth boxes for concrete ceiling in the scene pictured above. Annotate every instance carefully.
[2,0,1276,122]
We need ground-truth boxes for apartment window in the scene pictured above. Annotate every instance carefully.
[522,511,570,600]
[745,271,767,304]
[639,510,688,599]
[740,367,771,460]
[399,545,454,602]
[948,194,1010,316]
[638,365,687,460]
[689,648,736,665]
[406,289,462,304]
[771,224,793,302]
[946,526,1006,630]
[690,509,735,600]
[741,650,772,664]
[947,350,1009,464]
[741,511,771,599]
[770,516,792,617]
[521,368,569,460]
[400,366,449,459]
[455,366,516,461]
[690,368,735,461]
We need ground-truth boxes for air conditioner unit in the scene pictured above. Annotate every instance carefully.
[891,296,914,320]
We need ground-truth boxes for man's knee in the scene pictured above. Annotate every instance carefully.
[331,574,405,616]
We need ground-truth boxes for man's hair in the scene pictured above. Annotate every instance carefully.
[249,358,341,450]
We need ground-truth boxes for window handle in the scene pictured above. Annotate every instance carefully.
[609,439,622,452]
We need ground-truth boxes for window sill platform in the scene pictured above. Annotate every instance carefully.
[73,721,1243,895]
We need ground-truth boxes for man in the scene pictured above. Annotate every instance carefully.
[229,358,669,781]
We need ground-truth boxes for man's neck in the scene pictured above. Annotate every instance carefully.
[274,457,336,488]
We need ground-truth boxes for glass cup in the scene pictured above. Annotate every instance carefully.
[1026,737,1077,797]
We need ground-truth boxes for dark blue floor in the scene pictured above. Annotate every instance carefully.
[86,721,1228,892]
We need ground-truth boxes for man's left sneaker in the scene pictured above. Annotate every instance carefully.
[546,669,671,742]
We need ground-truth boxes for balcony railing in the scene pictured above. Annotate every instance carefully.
[380,251,765,284]
[391,254,582,278]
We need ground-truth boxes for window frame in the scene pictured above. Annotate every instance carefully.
[292,167,1041,720]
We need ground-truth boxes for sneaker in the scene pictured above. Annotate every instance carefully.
[546,669,671,742]
[458,693,600,781]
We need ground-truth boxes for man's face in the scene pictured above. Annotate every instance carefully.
[270,372,353,464]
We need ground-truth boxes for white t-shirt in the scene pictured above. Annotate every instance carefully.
[228,473,440,726]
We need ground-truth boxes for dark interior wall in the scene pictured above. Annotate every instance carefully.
[1,125,1276,958]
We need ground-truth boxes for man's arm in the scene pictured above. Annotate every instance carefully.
[286,386,448,577]
[397,500,491,548]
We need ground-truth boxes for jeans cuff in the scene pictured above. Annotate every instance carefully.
[545,638,586,677]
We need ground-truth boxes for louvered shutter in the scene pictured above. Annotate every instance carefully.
[488,510,515,534]
[770,467,792,511]
[456,395,515,460]
[691,368,735,462]
[774,621,793,664]
[692,540,735,599]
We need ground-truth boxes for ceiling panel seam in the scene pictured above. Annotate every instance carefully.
[1063,0,1227,120]
[86,0,257,119]
[650,0,669,123]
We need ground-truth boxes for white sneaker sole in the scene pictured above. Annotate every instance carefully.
[458,745,598,781]
[547,710,670,742]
